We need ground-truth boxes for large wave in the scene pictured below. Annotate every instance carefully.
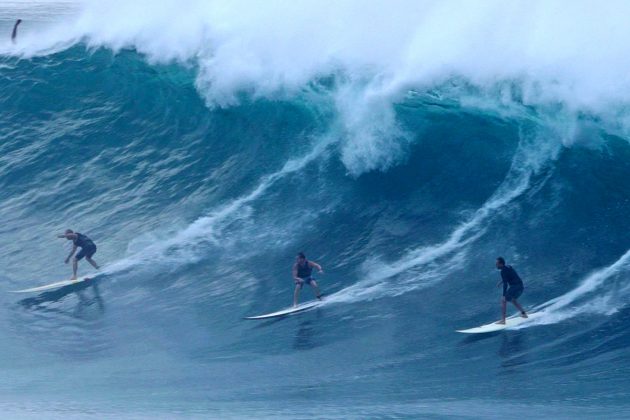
[2,2,630,415]
[6,0,630,176]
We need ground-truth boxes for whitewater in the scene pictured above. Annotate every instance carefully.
[1,1,630,418]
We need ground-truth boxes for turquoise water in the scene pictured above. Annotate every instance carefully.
[1,2,630,418]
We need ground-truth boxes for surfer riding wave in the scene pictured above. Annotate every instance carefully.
[292,252,323,306]
[58,229,100,280]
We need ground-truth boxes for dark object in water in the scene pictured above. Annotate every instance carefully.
[11,19,22,43]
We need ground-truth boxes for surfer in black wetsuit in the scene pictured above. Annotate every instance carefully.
[292,252,323,306]
[495,257,527,324]
[58,229,100,279]
[11,19,22,44]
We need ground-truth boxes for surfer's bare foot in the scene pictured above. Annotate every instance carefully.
[521,312,528,318]
[70,276,77,280]
[495,320,506,325]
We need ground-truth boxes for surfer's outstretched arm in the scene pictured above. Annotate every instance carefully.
[11,19,22,44]
[309,261,323,273]
[65,244,78,280]
[65,244,77,264]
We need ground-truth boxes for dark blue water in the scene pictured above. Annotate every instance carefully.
[1,3,630,418]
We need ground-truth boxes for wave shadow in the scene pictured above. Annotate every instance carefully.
[17,278,105,321]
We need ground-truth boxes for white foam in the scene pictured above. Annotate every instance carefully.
[4,1,630,174]
[327,123,562,304]
[103,134,335,276]
[522,249,630,327]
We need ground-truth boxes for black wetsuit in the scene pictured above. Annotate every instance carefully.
[74,233,97,260]
[501,265,524,301]
[296,260,314,285]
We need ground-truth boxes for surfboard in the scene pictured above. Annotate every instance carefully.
[244,299,322,320]
[456,312,541,334]
[10,274,95,293]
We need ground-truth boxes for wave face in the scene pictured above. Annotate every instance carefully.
[1,1,630,417]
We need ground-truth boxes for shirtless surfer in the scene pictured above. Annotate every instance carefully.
[495,257,527,324]
[292,252,323,306]
[58,229,99,279]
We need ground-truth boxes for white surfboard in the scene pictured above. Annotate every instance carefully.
[244,299,322,320]
[10,274,95,293]
[457,312,541,334]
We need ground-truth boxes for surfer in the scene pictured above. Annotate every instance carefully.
[495,257,527,324]
[292,252,323,306]
[11,19,22,44]
[58,229,100,280]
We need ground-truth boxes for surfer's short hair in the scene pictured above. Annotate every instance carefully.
[496,257,506,265]
[297,252,306,259]
[65,229,74,235]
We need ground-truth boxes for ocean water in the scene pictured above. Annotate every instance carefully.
[1,1,630,418]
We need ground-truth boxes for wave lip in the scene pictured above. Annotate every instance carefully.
[8,2,630,119]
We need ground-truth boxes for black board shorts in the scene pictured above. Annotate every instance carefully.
[504,284,524,302]
[76,244,97,261]
[297,276,315,287]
